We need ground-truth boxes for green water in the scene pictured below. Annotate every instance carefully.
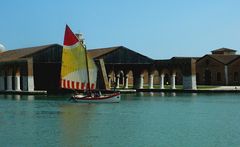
[0,93,240,147]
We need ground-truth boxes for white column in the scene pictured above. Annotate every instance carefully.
[116,75,120,88]
[160,74,165,89]
[139,74,144,89]
[14,68,21,91]
[124,75,129,89]
[23,76,34,91]
[0,70,4,91]
[149,74,154,89]
[108,75,111,88]
[171,74,176,89]
[6,69,12,91]
[14,76,21,91]
[28,76,34,91]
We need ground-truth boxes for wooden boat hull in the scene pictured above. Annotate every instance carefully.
[71,92,121,103]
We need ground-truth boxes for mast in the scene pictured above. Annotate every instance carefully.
[84,45,91,92]
[78,34,91,92]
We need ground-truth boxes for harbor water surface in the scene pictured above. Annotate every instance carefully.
[0,92,240,147]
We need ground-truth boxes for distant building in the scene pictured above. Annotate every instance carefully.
[196,48,240,85]
[88,46,196,90]
[211,48,236,55]
[0,44,62,92]
[2,43,240,93]
[0,44,157,92]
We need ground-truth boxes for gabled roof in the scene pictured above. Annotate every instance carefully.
[89,46,153,64]
[0,44,152,64]
[211,48,236,54]
[212,47,236,52]
[210,54,239,64]
[197,54,240,65]
[88,46,120,58]
[0,44,116,63]
[0,44,59,62]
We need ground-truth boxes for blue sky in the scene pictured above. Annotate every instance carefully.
[0,0,240,59]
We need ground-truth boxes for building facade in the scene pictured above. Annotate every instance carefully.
[0,44,62,92]
[3,44,240,92]
[196,48,240,85]
[89,46,196,90]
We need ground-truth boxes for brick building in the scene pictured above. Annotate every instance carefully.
[196,48,240,85]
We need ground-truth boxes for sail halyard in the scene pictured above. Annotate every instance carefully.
[82,41,91,93]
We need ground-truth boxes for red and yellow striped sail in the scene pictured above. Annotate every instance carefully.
[60,25,97,90]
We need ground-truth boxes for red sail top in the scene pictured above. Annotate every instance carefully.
[63,25,79,46]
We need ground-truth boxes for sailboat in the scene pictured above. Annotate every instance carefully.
[60,25,121,103]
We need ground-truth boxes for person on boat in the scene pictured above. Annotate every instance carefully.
[93,91,102,97]
[85,90,92,97]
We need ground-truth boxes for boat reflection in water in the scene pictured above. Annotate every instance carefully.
[60,104,96,147]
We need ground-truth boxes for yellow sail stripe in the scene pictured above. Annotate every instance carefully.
[61,43,86,77]
[61,42,97,82]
